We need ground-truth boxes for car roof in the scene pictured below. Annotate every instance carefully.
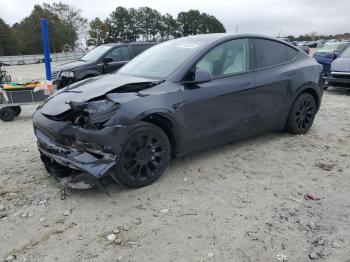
[181,33,298,49]
[183,33,292,42]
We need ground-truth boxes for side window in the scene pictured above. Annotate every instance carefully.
[286,46,298,61]
[196,38,249,77]
[254,39,287,68]
[132,45,150,57]
[105,46,130,62]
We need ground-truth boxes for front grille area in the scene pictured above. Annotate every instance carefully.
[331,73,350,79]
[51,71,60,80]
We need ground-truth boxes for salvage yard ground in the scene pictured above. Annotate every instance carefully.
[0,63,350,261]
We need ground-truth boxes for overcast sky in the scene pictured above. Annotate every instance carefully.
[1,0,349,36]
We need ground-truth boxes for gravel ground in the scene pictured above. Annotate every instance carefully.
[0,87,349,262]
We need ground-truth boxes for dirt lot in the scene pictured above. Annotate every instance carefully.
[0,86,350,261]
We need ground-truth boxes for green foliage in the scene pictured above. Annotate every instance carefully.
[0,18,15,56]
[87,7,226,45]
[87,18,109,46]
[0,3,87,55]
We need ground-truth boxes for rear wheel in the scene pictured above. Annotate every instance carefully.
[285,93,317,134]
[114,122,171,188]
[0,107,16,122]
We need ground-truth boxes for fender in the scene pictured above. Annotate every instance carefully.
[131,108,185,156]
[76,70,101,81]
[294,81,322,110]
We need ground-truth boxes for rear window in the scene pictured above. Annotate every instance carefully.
[286,46,298,60]
[254,39,288,68]
[131,45,152,57]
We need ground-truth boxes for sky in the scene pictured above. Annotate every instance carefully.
[1,0,350,37]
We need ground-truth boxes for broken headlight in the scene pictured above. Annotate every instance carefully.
[69,100,120,129]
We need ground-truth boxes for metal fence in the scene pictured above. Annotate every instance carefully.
[0,51,88,66]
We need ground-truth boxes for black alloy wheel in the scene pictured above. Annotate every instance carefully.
[286,93,316,134]
[115,122,171,188]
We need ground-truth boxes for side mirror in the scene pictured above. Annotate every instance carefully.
[194,69,212,83]
[102,57,113,64]
[333,51,340,59]
[182,68,212,86]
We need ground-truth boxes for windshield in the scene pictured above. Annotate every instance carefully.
[118,39,206,79]
[80,45,112,62]
[316,43,338,53]
[341,46,350,58]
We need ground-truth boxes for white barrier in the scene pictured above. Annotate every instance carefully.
[0,51,88,66]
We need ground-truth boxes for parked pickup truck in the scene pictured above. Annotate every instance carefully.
[52,42,156,89]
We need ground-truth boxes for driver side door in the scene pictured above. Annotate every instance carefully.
[102,46,130,74]
[179,38,258,153]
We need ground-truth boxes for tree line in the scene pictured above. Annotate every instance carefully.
[0,3,86,56]
[87,7,226,45]
[0,3,226,56]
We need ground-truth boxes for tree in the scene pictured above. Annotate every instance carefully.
[87,6,226,45]
[86,18,109,46]
[43,2,88,49]
[126,8,141,41]
[11,4,77,54]
[159,13,178,40]
[0,18,15,55]
[109,6,130,41]
[177,10,225,36]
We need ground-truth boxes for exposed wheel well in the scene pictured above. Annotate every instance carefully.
[301,88,320,110]
[142,114,178,157]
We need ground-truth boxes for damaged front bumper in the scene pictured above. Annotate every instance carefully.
[33,110,131,188]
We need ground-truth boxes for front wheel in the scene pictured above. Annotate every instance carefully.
[114,122,171,188]
[285,93,317,134]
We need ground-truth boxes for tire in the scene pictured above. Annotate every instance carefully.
[114,122,171,188]
[12,106,21,116]
[285,93,317,134]
[0,107,16,122]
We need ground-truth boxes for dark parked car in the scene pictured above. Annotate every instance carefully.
[33,34,323,189]
[313,42,350,78]
[326,46,350,88]
[52,42,156,89]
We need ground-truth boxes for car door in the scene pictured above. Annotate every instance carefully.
[179,38,258,153]
[102,45,130,74]
[252,38,299,132]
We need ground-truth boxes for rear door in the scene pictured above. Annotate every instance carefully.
[102,45,130,74]
[252,38,299,132]
[180,38,257,153]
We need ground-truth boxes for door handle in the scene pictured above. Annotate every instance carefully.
[239,82,251,88]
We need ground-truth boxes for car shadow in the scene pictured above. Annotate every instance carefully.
[69,131,290,198]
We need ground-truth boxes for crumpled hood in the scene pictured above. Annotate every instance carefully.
[54,60,90,72]
[41,73,158,116]
[331,57,350,72]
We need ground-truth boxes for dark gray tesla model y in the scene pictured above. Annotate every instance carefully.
[33,34,323,189]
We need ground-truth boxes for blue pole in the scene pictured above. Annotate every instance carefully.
[40,18,51,81]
